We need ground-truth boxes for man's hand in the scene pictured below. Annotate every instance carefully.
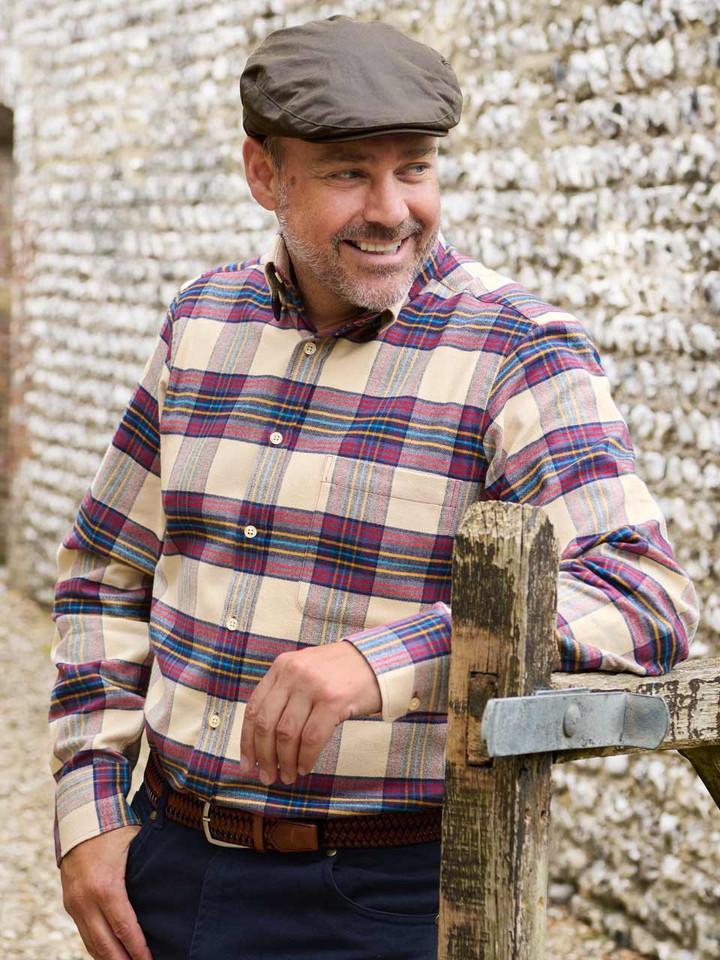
[60,826,153,960]
[239,640,382,786]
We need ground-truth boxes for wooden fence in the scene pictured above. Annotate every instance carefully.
[438,501,720,959]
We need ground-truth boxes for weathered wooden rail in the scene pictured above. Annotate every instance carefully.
[439,501,720,960]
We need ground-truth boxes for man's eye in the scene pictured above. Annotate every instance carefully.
[329,169,362,180]
[406,163,431,175]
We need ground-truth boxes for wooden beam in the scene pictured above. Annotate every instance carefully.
[550,657,720,756]
[439,502,558,960]
[554,660,720,810]
[465,657,720,766]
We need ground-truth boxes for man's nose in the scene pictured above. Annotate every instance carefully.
[362,177,409,228]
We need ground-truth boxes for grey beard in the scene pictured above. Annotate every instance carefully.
[278,213,437,314]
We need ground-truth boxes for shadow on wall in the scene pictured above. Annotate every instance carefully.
[0,104,13,561]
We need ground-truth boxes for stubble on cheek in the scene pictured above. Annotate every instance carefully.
[275,181,439,312]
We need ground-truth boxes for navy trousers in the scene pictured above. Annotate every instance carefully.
[125,785,440,960]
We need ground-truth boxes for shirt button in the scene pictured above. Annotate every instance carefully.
[303,341,317,356]
[269,431,283,446]
[244,524,257,539]
[408,697,421,712]
[208,714,221,729]
[226,616,238,631]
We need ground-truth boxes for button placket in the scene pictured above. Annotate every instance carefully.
[266,337,322,453]
[240,333,329,609]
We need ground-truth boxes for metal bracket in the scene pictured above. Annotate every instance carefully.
[481,689,670,758]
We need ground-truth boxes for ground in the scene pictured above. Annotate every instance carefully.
[0,572,645,959]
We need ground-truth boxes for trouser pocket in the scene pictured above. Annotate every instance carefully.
[323,841,440,923]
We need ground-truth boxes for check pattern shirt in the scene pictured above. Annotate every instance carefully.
[50,238,698,860]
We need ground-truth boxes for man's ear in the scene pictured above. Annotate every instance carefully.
[243,137,279,212]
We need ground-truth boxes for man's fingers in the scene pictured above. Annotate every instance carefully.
[71,913,101,960]
[297,705,345,777]
[239,671,277,773]
[104,897,153,960]
[69,889,151,960]
[275,693,313,784]
[244,685,287,784]
[73,906,132,960]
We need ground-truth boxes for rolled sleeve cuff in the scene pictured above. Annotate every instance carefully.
[343,602,451,721]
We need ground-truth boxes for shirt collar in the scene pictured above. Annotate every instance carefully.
[263,235,408,343]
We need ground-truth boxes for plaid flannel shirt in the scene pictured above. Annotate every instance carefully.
[50,237,698,861]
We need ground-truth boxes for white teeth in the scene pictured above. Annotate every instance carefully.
[354,240,402,254]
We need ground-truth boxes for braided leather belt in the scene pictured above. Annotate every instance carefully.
[143,753,442,853]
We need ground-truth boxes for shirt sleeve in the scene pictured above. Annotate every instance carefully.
[344,317,699,722]
[49,309,172,863]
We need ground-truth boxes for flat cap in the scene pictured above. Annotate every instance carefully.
[240,16,462,143]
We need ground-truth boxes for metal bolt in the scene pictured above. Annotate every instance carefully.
[563,703,581,738]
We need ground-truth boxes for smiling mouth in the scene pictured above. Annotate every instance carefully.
[344,237,410,256]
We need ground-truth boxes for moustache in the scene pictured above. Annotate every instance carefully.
[333,220,423,246]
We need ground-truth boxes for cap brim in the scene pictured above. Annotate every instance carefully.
[309,126,450,143]
[244,123,450,143]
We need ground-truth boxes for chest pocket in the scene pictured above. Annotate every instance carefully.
[297,455,462,628]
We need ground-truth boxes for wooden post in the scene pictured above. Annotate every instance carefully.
[679,747,720,808]
[439,501,558,960]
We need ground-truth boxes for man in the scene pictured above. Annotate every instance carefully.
[50,15,698,960]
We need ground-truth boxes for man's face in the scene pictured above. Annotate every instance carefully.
[269,134,441,320]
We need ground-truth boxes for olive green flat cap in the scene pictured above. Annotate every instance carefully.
[240,16,462,143]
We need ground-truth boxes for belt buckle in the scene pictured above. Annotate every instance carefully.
[201,801,251,849]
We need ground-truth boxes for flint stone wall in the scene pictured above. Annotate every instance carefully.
[1,0,718,956]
